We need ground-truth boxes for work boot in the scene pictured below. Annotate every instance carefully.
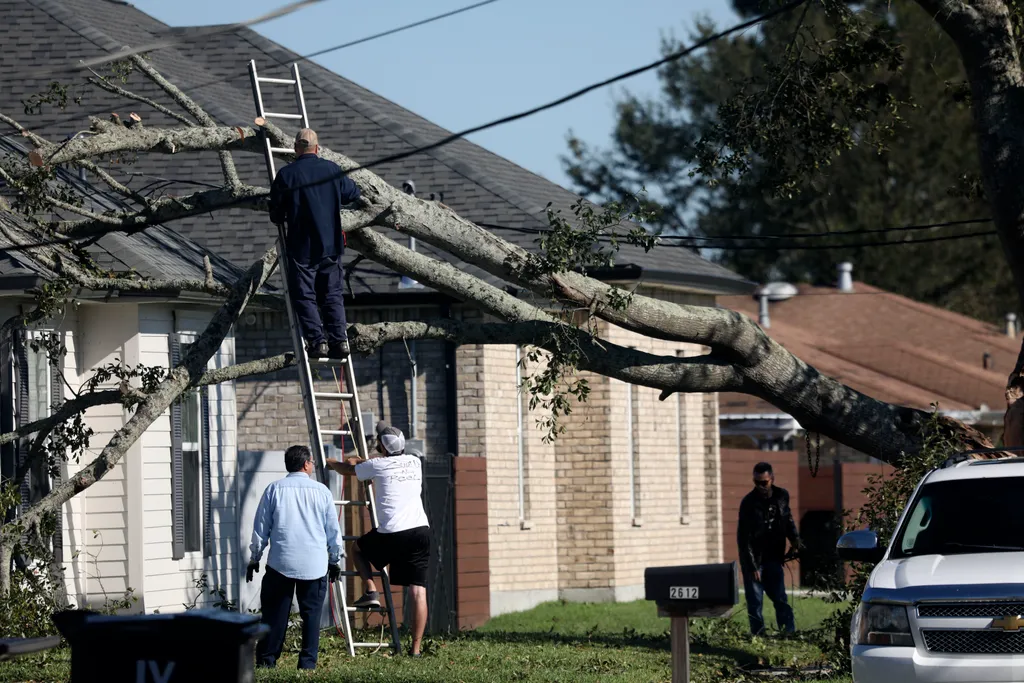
[307,341,329,359]
[328,339,350,359]
[352,591,380,609]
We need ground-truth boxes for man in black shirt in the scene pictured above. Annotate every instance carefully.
[736,461,801,635]
[269,128,361,359]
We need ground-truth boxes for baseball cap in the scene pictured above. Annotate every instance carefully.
[294,128,318,150]
[375,421,406,455]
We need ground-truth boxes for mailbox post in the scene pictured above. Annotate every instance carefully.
[645,562,739,683]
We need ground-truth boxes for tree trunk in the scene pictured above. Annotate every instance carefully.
[0,542,11,598]
[914,0,1024,446]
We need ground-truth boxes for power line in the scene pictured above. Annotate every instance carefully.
[26,0,329,78]
[478,222,999,250]
[32,0,508,131]
[479,216,996,241]
[341,0,807,173]
[302,0,504,60]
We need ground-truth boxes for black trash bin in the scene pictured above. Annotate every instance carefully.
[52,608,269,683]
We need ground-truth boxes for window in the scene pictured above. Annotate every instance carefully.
[180,385,202,553]
[626,380,641,527]
[676,350,689,525]
[26,334,50,425]
[171,336,210,559]
[892,477,1024,558]
[515,346,531,530]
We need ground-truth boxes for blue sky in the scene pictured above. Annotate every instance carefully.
[130,0,737,190]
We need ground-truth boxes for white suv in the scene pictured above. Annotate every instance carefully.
[838,456,1024,683]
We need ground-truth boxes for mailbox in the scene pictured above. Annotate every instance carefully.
[645,561,739,618]
[645,562,740,683]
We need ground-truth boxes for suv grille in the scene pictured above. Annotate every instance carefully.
[918,603,1024,618]
[923,630,1024,654]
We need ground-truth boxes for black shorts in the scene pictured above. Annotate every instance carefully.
[356,526,430,587]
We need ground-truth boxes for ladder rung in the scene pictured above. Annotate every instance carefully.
[341,570,384,577]
[353,642,390,648]
[335,500,370,506]
[257,76,297,84]
[264,112,304,120]
[321,429,352,437]
[309,357,349,365]
[342,535,360,541]
[314,392,355,400]
[269,146,295,154]
[346,606,388,613]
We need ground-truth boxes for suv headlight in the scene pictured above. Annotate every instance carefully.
[851,602,914,647]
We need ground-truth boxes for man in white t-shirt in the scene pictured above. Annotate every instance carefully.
[326,421,430,656]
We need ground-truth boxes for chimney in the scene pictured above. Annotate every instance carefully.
[837,262,854,292]
[1007,312,1018,338]
[758,294,771,329]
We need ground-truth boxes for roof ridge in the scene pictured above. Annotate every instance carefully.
[852,281,1014,339]
[230,27,574,223]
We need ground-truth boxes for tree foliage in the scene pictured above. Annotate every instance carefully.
[565,0,1016,321]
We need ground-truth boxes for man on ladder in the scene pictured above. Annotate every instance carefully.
[328,422,431,656]
[269,128,360,359]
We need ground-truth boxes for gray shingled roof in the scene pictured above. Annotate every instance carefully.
[0,134,248,293]
[1,0,751,298]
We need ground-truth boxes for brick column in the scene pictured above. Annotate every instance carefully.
[454,456,490,629]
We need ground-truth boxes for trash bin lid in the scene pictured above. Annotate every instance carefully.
[54,608,264,645]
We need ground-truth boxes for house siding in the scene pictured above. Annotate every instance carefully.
[139,306,238,613]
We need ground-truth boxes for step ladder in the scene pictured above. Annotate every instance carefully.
[247,59,402,657]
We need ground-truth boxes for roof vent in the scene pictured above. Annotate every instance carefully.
[837,262,854,292]
[1007,312,1018,338]
[752,282,797,330]
[401,179,416,196]
[983,351,993,370]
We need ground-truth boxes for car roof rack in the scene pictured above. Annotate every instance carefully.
[940,447,1024,469]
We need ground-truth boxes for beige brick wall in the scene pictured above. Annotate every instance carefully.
[480,344,559,612]
[556,368,614,594]
[602,323,721,597]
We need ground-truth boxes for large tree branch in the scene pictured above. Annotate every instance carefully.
[6,248,278,540]
[347,317,739,392]
[126,55,240,188]
[348,225,990,462]
[52,185,267,239]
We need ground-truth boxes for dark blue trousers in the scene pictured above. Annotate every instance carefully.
[742,562,795,635]
[287,256,348,346]
[256,566,328,670]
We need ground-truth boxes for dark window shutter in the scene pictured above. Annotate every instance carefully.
[170,334,185,561]
[49,352,63,566]
[15,330,28,515]
[201,388,212,557]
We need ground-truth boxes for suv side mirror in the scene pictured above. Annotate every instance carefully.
[837,529,885,564]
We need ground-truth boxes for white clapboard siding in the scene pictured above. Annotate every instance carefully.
[74,304,137,605]
[141,306,238,614]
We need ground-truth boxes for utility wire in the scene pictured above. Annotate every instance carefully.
[341,0,808,173]
[479,216,996,241]
[302,0,503,60]
[26,0,329,77]
[478,222,1000,250]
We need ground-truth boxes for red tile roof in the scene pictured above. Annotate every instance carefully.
[718,282,1018,415]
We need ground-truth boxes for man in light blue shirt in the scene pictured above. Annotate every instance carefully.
[247,445,343,670]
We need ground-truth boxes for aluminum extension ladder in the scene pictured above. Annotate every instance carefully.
[247,59,401,657]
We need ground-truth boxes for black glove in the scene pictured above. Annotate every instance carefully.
[246,561,260,583]
[328,563,341,583]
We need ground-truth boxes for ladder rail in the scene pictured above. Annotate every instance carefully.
[248,58,400,657]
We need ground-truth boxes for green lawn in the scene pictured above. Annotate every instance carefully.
[0,596,851,682]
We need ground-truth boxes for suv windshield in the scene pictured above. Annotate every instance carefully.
[891,476,1024,559]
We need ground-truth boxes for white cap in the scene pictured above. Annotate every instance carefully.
[375,421,405,455]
